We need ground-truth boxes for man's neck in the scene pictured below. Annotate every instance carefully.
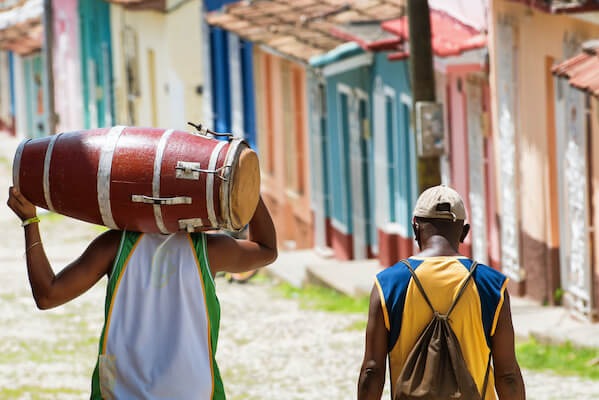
[414,236,462,258]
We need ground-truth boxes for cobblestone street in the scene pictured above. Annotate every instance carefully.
[1,159,599,399]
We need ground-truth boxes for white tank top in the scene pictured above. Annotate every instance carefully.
[91,231,225,399]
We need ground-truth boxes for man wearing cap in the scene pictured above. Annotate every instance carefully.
[358,185,525,399]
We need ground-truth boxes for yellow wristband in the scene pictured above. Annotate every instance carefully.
[21,216,40,227]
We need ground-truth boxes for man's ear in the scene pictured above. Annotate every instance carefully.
[412,219,421,244]
[460,224,470,243]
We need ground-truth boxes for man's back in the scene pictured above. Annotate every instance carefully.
[91,231,225,399]
[375,256,508,400]
[358,186,524,400]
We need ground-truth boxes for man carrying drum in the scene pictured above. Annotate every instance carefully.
[7,186,277,399]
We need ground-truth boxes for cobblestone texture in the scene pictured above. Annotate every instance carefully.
[1,157,599,399]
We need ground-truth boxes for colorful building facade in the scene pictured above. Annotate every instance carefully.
[309,36,415,264]
[206,0,404,249]
[489,0,599,318]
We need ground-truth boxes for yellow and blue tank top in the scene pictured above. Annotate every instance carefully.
[90,231,225,399]
[375,256,508,400]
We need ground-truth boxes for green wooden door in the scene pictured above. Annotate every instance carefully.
[79,0,113,128]
[23,53,46,138]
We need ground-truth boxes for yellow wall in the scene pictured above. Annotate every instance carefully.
[110,1,204,130]
[490,1,599,245]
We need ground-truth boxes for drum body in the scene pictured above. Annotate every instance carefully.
[12,126,260,233]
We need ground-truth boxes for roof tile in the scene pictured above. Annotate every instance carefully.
[553,46,599,96]
[206,0,405,62]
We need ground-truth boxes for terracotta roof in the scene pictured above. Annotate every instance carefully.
[506,0,599,13]
[330,21,403,52]
[553,42,599,97]
[105,0,167,12]
[206,0,405,62]
[382,8,486,60]
[0,0,42,54]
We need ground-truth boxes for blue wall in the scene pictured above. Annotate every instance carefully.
[209,27,231,133]
[372,53,416,237]
[324,65,372,236]
[204,0,237,12]
[240,40,256,149]
[317,51,416,244]
[204,0,257,149]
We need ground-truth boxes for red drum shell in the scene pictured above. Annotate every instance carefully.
[12,127,260,233]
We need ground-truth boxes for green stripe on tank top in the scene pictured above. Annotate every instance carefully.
[90,230,142,400]
[190,232,225,400]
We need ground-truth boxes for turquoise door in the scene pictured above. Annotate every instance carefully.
[79,0,113,128]
[23,53,46,138]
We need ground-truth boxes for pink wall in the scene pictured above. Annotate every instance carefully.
[53,0,84,132]
[447,73,472,255]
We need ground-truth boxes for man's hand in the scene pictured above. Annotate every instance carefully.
[358,285,388,400]
[207,196,277,274]
[7,186,36,222]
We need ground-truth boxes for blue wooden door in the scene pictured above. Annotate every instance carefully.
[79,0,113,128]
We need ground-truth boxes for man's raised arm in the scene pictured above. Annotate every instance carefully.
[7,187,121,310]
[207,196,277,273]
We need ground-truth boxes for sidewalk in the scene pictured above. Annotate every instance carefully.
[266,249,599,349]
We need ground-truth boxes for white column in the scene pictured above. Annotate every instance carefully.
[555,34,593,318]
[201,17,214,130]
[466,77,488,265]
[308,72,327,249]
[349,91,366,260]
[373,77,390,232]
[496,18,521,281]
[228,33,244,138]
[12,54,28,139]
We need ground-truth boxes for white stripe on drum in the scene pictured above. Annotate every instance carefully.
[12,139,30,191]
[153,129,175,234]
[206,141,227,228]
[43,133,62,212]
[97,126,127,229]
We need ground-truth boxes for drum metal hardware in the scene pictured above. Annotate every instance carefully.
[175,161,230,181]
[175,161,202,180]
[131,195,192,205]
[178,218,211,232]
[187,121,233,138]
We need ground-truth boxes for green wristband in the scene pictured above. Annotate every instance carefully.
[21,216,40,227]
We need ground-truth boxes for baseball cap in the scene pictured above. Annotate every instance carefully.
[413,185,467,222]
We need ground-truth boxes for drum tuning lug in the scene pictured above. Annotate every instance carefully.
[131,195,192,205]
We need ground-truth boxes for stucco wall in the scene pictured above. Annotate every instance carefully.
[53,0,84,132]
[490,0,599,303]
[254,48,313,250]
[164,0,204,130]
[324,66,371,234]
[372,53,415,240]
[493,1,599,244]
[110,2,203,130]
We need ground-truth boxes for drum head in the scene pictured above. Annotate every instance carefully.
[229,145,260,230]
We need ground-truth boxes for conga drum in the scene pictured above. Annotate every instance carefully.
[12,126,260,233]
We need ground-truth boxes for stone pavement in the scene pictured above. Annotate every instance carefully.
[1,139,598,398]
[267,249,599,349]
